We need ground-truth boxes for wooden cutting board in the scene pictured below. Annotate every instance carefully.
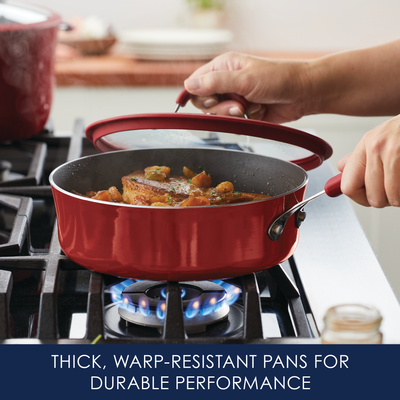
[55,51,328,87]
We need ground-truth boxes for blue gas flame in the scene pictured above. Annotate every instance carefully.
[185,299,201,319]
[138,295,150,316]
[161,286,186,299]
[212,280,241,305]
[109,279,241,322]
[109,279,136,305]
[156,301,167,320]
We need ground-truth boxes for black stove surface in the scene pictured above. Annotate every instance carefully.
[0,120,315,343]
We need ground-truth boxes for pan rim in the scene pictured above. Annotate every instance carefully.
[49,147,309,209]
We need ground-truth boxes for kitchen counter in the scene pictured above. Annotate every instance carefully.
[292,162,400,344]
[55,51,328,87]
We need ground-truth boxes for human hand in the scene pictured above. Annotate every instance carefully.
[184,52,310,124]
[337,115,400,207]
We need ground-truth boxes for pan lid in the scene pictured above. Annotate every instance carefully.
[85,90,333,171]
[0,1,61,31]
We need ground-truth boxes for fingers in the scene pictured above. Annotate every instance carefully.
[184,70,241,97]
[185,51,246,81]
[340,141,390,208]
[184,53,253,115]
[338,117,400,208]
[184,68,248,117]
[189,95,219,110]
[383,142,400,207]
[340,146,371,207]
[336,153,351,172]
[364,147,388,207]
[360,122,400,207]
[189,94,266,119]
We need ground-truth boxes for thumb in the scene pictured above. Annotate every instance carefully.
[337,153,352,172]
[184,70,241,97]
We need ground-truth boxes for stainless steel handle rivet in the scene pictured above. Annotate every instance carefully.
[269,224,284,241]
[295,210,307,228]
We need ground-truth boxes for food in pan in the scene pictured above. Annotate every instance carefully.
[78,165,272,207]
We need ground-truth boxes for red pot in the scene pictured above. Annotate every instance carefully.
[0,1,62,141]
[50,110,341,281]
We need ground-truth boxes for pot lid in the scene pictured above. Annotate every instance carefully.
[0,1,60,29]
[86,91,333,171]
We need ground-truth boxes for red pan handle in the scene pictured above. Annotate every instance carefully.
[325,173,342,197]
[176,88,249,111]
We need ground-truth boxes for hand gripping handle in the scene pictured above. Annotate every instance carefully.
[175,88,249,113]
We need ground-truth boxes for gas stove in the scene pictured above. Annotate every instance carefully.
[1,119,400,344]
[0,119,321,344]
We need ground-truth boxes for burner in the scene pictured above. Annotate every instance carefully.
[104,301,244,340]
[117,281,230,335]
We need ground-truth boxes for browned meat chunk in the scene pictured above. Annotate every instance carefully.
[121,166,271,207]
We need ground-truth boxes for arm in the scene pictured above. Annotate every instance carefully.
[184,41,400,208]
[305,40,400,117]
[184,39,400,121]
[305,40,400,208]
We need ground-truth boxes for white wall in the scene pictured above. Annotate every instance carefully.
[32,0,400,52]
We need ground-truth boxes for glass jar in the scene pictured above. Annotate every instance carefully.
[321,304,383,344]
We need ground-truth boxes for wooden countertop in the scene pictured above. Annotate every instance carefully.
[55,51,328,87]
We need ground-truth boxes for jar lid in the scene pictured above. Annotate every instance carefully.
[324,304,383,332]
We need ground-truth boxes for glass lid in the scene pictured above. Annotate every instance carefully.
[99,128,314,159]
[86,112,333,171]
